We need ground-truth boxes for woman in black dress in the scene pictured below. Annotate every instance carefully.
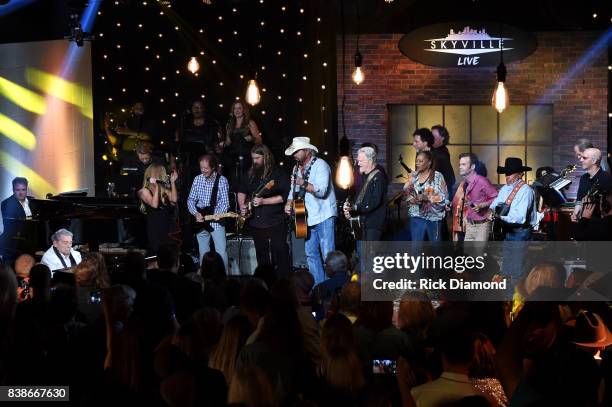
[138,163,178,254]
[223,100,262,186]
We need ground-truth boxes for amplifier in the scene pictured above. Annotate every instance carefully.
[227,236,257,276]
[291,234,307,269]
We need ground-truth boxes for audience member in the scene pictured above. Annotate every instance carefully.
[209,314,253,384]
[409,329,477,406]
[338,281,361,323]
[228,366,274,407]
[147,243,203,323]
[74,254,111,324]
[312,250,351,321]
[14,254,35,302]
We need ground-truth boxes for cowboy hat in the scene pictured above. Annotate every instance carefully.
[285,137,318,156]
[566,310,612,348]
[497,157,532,175]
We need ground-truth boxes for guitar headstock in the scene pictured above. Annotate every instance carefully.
[561,164,577,177]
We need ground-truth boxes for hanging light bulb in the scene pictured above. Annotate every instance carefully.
[491,62,509,113]
[335,156,354,189]
[245,79,261,106]
[352,51,364,85]
[187,57,200,74]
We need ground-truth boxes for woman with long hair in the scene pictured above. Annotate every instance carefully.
[138,163,178,254]
[223,100,262,185]
[209,314,253,384]
[404,150,448,241]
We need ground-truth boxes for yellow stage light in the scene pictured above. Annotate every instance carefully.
[25,68,93,119]
[0,151,57,196]
[0,113,37,150]
[0,77,47,115]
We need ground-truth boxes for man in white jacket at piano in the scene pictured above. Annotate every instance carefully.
[41,228,82,273]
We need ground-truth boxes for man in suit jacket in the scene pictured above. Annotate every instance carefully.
[1,177,38,262]
[1,177,36,220]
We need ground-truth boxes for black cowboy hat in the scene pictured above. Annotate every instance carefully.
[497,157,532,175]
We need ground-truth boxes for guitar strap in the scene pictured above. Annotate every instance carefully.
[505,180,525,207]
[53,246,76,269]
[356,169,380,206]
[292,156,318,200]
[208,172,221,225]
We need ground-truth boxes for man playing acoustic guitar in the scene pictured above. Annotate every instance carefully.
[284,137,337,284]
[343,146,387,268]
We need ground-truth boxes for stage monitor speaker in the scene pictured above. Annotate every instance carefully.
[227,236,257,276]
[291,234,307,269]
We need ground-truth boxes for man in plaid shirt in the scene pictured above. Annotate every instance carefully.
[187,154,229,271]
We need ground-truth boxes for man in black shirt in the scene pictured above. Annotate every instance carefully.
[431,125,456,194]
[119,141,165,195]
[344,146,387,267]
[1,177,39,262]
[572,148,612,222]
[238,144,291,277]
[344,146,388,240]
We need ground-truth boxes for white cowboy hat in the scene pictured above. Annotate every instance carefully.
[284,137,318,156]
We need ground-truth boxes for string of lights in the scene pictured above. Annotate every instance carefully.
[93,0,334,163]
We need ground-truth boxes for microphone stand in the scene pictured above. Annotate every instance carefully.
[174,109,189,249]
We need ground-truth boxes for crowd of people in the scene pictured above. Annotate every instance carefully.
[1,245,611,406]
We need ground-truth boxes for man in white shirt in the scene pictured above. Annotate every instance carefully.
[41,228,82,273]
[284,137,337,284]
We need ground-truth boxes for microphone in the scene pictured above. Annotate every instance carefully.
[151,177,171,188]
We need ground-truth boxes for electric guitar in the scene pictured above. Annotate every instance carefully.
[238,180,275,230]
[193,209,240,233]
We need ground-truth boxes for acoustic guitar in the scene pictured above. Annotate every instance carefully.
[451,182,468,241]
[293,199,308,239]
[193,209,240,233]
[238,180,275,230]
[342,199,363,240]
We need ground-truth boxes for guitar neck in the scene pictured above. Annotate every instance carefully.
[202,212,237,221]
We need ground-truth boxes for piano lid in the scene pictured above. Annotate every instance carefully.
[31,195,141,221]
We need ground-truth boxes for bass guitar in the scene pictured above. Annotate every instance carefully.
[238,180,275,230]
[193,209,240,233]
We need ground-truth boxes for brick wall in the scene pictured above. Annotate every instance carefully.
[336,32,609,198]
